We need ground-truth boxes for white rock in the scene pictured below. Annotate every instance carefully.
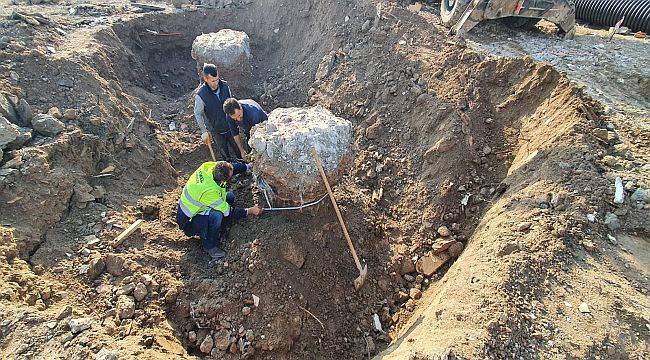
[191,29,251,75]
[614,177,624,204]
[250,106,353,202]
[579,302,590,313]
[372,313,382,332]
[69,318,92,334]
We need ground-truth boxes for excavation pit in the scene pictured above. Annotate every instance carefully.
[0,2,635,360]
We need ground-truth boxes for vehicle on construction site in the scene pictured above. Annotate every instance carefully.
[441,0,576,38]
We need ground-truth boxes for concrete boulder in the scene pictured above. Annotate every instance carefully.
[250,105,353,203]
[191,29,252,79]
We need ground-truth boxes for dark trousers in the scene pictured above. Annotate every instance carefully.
[177,192,243,250]
[212,132,240,162]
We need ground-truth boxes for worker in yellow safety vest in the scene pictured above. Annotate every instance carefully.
[176,161,262,259]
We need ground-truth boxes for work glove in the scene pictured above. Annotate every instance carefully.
[201,132,211,145]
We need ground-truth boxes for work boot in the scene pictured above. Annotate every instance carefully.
[207,247,226,260]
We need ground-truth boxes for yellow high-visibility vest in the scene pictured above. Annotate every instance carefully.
[178,162,230,218]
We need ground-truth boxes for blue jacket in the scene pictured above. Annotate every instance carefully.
[197,81,232,134]
[230,99,268,136]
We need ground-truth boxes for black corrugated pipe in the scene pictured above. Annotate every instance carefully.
[575,0,650,33]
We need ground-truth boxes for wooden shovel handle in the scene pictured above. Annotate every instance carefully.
[311,147,363,271]
[207,142,216,162]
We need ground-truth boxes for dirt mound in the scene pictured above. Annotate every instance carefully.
[0,1,647,359]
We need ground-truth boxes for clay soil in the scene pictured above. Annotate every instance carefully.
[0,1,648,359]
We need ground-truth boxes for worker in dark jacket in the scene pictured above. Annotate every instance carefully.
[194,64,240,161]
[177,161,263,260]
[223,98,268,160]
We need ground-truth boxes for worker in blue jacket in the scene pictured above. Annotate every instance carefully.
[223,98,268,161]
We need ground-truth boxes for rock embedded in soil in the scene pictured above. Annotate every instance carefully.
[63,109,77,120]
[191,29,251,77]
[437,226,451,237]
[6,127,32,150]
[68,318,92,334]
[116,295,135,319]
[250,105,353,203]
[16,99,33,127]
[133,282,148,301]
[604,212,621,230]
[409,288,422,300]
[214,329,231,351]
[31,114,64,137]
[447,241,464,258]
[0,116,20,150]
[87,255,105,280]
[48,107,62,119]
[398,255,416,275]
[0,94,19,124]
[416,252,450,276]
[199,334,214,354]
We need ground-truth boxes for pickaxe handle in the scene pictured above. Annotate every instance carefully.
[311,147,363,271]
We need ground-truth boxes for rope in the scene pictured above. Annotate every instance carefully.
[262,193,328,211]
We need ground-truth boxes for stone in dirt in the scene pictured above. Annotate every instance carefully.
[87,255,105,280]
[0,94,19,124]
[105,254,126,276]
[631,188,648,203]
[199,334,214,354]
[416,252,450,276]
[95,348,119,360]
[409,288,422,300]
[398,255,416,275]
[68,317,92,334]
[437,226,451,237]
[6,127,32,150]
[133,282,148,301]
[214,329,230,351]
[191,29,251,77]
[604,212,620,231]
[63,109,77,120]
[424,137,455,163]
[0,116,20,150]
[116,295,135,319]
[517,222,532,232]
[16,99,33,127]
[447,241,464,258]
[48,107,63,119]
[56,305,73,320]
[431,239,456,253]
[31,114,64,136]
[282,240,305,269]
[250,105,353,203]
[73,182,96,208]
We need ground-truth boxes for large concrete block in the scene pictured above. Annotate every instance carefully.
[191,29,252,79]
[250,105,353,203]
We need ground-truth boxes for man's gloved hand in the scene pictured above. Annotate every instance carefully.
[247,206,263,216]
[201,132,211,145]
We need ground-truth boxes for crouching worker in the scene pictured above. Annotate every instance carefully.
[176,161,263,260]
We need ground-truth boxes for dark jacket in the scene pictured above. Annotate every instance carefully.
[230,99,268,137]
[197,80,232,134]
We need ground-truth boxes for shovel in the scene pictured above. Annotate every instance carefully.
[311,147,368,290]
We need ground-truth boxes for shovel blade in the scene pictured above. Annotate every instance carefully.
[353,264,368,291]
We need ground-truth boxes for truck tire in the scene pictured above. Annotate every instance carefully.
[440,0,466,27]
